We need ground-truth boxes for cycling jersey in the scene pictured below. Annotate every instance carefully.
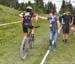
[23,12,33,26]
[21,12,34,33]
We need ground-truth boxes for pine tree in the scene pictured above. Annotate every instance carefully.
[19,2,25,10]
[53,3,56,12]
[65,1,73,14]
[59,0,66,14]
[46,2,56,13]
[35,0,43,6]
[0,0,18,8]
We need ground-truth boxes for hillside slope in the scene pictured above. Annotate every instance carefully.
[0,5,20,24]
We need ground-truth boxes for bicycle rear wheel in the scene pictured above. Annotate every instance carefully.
[20,37,29,60]
[29,34,34,48]
[29,39,33,48]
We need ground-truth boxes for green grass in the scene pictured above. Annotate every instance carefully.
[0,5,20,24]
[0,18,75,64]
[0,19,49,64]
[45,31,75,64]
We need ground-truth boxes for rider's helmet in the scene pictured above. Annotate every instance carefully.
[26,6,33,13]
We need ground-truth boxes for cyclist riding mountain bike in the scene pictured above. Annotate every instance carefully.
[19,6,38,59]
[20,6,37,41]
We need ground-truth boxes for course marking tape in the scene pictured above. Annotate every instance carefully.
[0,21,21,26]
[40,49,50,64]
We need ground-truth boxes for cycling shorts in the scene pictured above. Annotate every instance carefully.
[22,25,34,33]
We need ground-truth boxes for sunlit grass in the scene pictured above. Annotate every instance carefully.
[0,5,20,24]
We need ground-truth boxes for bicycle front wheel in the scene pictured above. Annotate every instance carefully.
[20,37,29,60]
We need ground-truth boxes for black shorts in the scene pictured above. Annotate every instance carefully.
[22,25,34,33]
[62,25,70,34]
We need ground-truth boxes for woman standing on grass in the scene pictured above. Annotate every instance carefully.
[48,11,60,52]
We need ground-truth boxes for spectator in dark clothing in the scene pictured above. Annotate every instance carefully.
[59,10,72,44]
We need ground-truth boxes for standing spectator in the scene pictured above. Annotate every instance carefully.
[48,11,60,52]
[59,10,72,44]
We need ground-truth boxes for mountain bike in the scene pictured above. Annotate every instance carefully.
[20,26,40,60]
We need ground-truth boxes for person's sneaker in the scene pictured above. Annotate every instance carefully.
[53,49,56,53]
[48,46,52,50]
[64,41,67,45]
[64,39,68,44]
[63,40,65,44]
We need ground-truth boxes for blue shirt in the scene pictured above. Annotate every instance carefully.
[48,17,58,30]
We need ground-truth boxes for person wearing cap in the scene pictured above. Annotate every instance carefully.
[19,6,38,41]
[48,11,60,52]
[59,10,72,44]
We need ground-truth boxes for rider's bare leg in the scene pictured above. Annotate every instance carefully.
[24,33,28,39]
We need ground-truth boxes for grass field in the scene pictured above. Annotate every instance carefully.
[0,5,75,64]
[0,17,75,64]
[0,5,20,24]
[0,19,49,64]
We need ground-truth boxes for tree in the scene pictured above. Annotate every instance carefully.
[15,2,20,9]
[59,0,73,14]
[35,0,43,6]
[53,3,56,12]
[72,6,75,15]
[59,0,66,14]
[46,2,56,14]
[0,0,18,8]
[65,2,73,14]
[19,3,25,11]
